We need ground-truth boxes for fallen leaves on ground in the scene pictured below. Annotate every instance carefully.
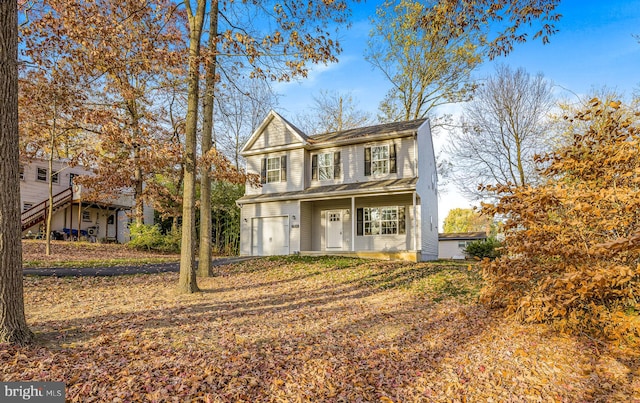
[22,240,179,267]
[3,256,640,402]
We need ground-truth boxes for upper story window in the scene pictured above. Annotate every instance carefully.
[19,165,24,181]
[36,167,47,182]
[364,144,397,176]
[36,167,59,184]
[312,151,341,181]
[261,156,287,184]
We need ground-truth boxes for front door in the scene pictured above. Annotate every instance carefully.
[326,210,343,250]
[106,214,116,240]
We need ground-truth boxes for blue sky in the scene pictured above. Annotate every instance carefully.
[274,0,640,228]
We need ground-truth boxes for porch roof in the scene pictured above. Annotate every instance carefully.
[237,177,417,204]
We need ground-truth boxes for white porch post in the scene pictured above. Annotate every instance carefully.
[351,196,355,252]
[413,191,418,251]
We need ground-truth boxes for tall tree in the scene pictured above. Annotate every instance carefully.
[0,0,32,344]
[23,0,186,225]
[366,0,560,123]
[366,0,482,123]
[179,0,206,293]
[442,208,492,233]
[197,1,219,278]
[294,90,374,135]
[480,99,640,345]
[19,58,88,255]
[179,0,357,291]
[446,65,555,199]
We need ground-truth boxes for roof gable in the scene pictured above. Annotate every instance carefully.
[241,110,309,155]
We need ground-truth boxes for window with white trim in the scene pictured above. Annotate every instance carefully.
[364,144,397,176]
[261,156,287,183]
[371,145,389,175]
[35,167,59,184]
[82,210,92,222]
[357,206,406,236]
[312,151,341,181]
[267,157,281,183]
[19,165,24,181]
[36,167,47,182]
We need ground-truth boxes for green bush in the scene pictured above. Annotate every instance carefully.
[128,224,181,253]
[464,237,501,260]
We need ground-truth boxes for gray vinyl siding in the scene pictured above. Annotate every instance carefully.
[306,136,417,187]
[244,148,305,196]
[308,199,352,251]
[299,202,313,251]
[415,123,439,260]
[239,116,438,261]
[248,117,302,150]
[353,194,417,252]
[239,200,300,256]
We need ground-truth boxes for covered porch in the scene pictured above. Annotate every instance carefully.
[298,191,421,261]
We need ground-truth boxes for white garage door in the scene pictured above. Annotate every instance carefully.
[252,216,289,256]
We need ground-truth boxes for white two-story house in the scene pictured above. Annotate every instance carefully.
[237,111,438,261]
[20,159,153,243]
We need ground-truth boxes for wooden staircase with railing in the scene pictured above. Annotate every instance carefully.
[21,187,73,232]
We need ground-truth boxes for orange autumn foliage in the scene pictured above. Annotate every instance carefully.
[480,98,640,346]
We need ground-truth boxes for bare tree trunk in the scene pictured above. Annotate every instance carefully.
[134,146,144,225]
[0,0,33,344]
[178,0,206,293]
[45,146,54,255]
[45,101,56,256]
[198,0,219,277]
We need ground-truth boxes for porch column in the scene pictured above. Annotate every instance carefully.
[351,196,355,252]
[413,191,418,251]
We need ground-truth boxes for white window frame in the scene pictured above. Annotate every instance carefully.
[317,152,335,181]
[19,165,24,181]
[35,167,59,184]
[36,167,48,182]
[266,157,281,183]
[371,145,389,175]
[363,206,403,236]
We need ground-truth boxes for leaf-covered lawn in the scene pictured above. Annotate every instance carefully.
[3,257,639,402]
[22,240,179,268]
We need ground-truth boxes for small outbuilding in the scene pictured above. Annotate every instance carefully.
[438,232,488,259]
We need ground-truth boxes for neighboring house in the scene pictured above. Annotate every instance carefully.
[236,111,439,262]
[20,159,153,243]
[438,232,488,259]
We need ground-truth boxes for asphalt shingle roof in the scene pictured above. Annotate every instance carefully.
[308,118,427,144]
[238,177,418,203]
